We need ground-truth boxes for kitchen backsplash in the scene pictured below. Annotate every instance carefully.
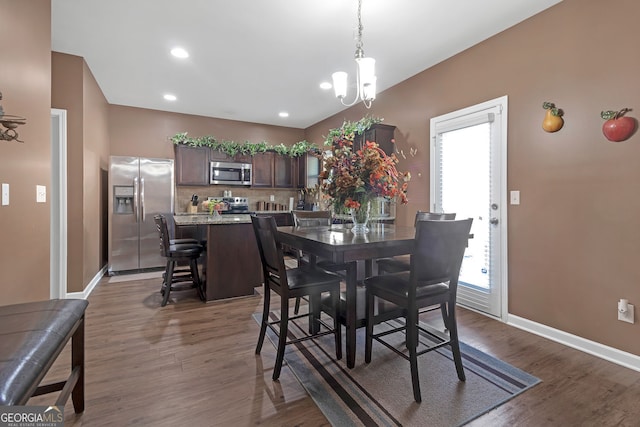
[176,185,301,213]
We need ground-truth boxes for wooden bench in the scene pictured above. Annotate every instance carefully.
[0,299,88,412]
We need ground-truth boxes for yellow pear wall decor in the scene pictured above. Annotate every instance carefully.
[542,101,564,132]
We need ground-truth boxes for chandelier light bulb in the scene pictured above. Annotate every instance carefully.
[332,72,348,99]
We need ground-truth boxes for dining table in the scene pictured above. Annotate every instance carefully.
[277,223,417,368]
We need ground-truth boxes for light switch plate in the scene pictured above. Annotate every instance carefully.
[36,185,46,203]
[2,183,8,206]
[510,190,520,205]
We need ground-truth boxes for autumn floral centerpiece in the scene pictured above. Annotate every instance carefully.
[319,121,410,233]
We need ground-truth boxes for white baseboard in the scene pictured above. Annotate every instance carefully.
[508,314,640,373]
[64,265,107,300]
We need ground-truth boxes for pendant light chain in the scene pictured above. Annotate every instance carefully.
[355,0,364,59]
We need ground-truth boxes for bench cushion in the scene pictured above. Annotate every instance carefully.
[0,299,88,406]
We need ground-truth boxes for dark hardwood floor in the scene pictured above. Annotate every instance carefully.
[31,273,640,426]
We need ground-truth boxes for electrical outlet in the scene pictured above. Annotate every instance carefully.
[269,195,275,202]
[618,303,635,324]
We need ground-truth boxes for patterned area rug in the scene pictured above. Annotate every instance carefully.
[254,312,540,426]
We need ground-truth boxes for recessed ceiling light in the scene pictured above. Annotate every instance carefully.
[279,112,289,118]
[320,81,333,90]
[164,94,177,101]
[170,47,189,59]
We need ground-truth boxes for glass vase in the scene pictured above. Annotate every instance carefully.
[349,200,371,234]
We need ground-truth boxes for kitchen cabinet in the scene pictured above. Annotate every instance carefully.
[294,154,320,189]
[355,123,396,156]
[271,212,293,226]
[251,152,274,187]
[210,149,252,164]
[251,152,294,188]
[209,149,233,162]
[175,145,209,186]
[274,154,294,188]
[205,223,262,300]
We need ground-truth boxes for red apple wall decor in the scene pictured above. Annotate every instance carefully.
[542,101,564,132]
[601,108,637,142]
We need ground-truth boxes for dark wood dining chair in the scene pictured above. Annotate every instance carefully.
[251,215,342,381]
[154,215,205,307]
[364,218,473,402]
[376,211,456,274]
[291,210,350,315]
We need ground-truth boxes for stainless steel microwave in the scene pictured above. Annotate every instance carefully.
[210,161,252,185]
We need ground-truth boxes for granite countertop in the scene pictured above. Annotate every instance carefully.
[173,214,252,225]
[175,210,292,216]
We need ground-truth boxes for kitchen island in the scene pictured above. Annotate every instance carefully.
[173,214,263,301]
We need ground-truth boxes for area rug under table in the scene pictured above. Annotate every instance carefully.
[254,312,540,427]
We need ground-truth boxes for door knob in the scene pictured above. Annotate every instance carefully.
[490,217,499,225]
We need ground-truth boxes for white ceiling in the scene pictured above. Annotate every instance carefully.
[51,0,561,129]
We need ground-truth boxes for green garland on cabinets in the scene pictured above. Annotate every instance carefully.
[170,115,382,158]
[170,132,320,158]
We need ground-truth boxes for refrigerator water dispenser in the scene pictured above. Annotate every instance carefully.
[113,185,134,214]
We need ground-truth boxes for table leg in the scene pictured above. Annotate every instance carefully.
[345,261,358,369]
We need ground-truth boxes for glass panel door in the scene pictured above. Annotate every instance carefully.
[430,97,508,319]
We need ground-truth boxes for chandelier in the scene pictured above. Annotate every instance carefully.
[331,0,376,109]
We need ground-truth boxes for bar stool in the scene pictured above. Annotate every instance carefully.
[154,215,205,306]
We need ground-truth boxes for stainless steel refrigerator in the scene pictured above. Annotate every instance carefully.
[109,156,174,273]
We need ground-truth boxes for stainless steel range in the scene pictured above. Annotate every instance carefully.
[221,196,253,214]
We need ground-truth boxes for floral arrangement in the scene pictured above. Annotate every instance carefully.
[202,199,225,215]
[319,123,410,219]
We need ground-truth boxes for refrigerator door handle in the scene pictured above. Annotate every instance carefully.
[133,176,139,222]
[140,177,145,222]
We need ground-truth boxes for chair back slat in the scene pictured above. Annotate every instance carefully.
[414,211,456,226]
[251,215,288,293]
[292,210,332,227]
[410,218,473,292]
[154,215,171,257]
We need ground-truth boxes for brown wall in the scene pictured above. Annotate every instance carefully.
[82,61,110,287]
[108,105,305,159]
[306,0,640,355]
[0,0,52,304]
[51,53,84,293]
[51,53,110,293]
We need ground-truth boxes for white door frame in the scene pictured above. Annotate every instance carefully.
[429,96,509,321]
[51,109,68,299]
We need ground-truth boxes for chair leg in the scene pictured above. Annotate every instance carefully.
[160,260,171,296]
[293,297,301,315]
[332,289,342,360]
[161,260,175,307]
[255,285,270,355]
[364,288,375,364]
[447,301,466,381]
[308,293,320,335]
[440,303,449,331]
[190,258,205,302]
[273,297,289,381]
[407,308,422,403]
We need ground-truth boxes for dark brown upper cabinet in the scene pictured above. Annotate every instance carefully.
[175,145,209,186]
[274,154,294,188]
[251,152,274,188]
[355,123,396,156]
[252,152,297,188]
